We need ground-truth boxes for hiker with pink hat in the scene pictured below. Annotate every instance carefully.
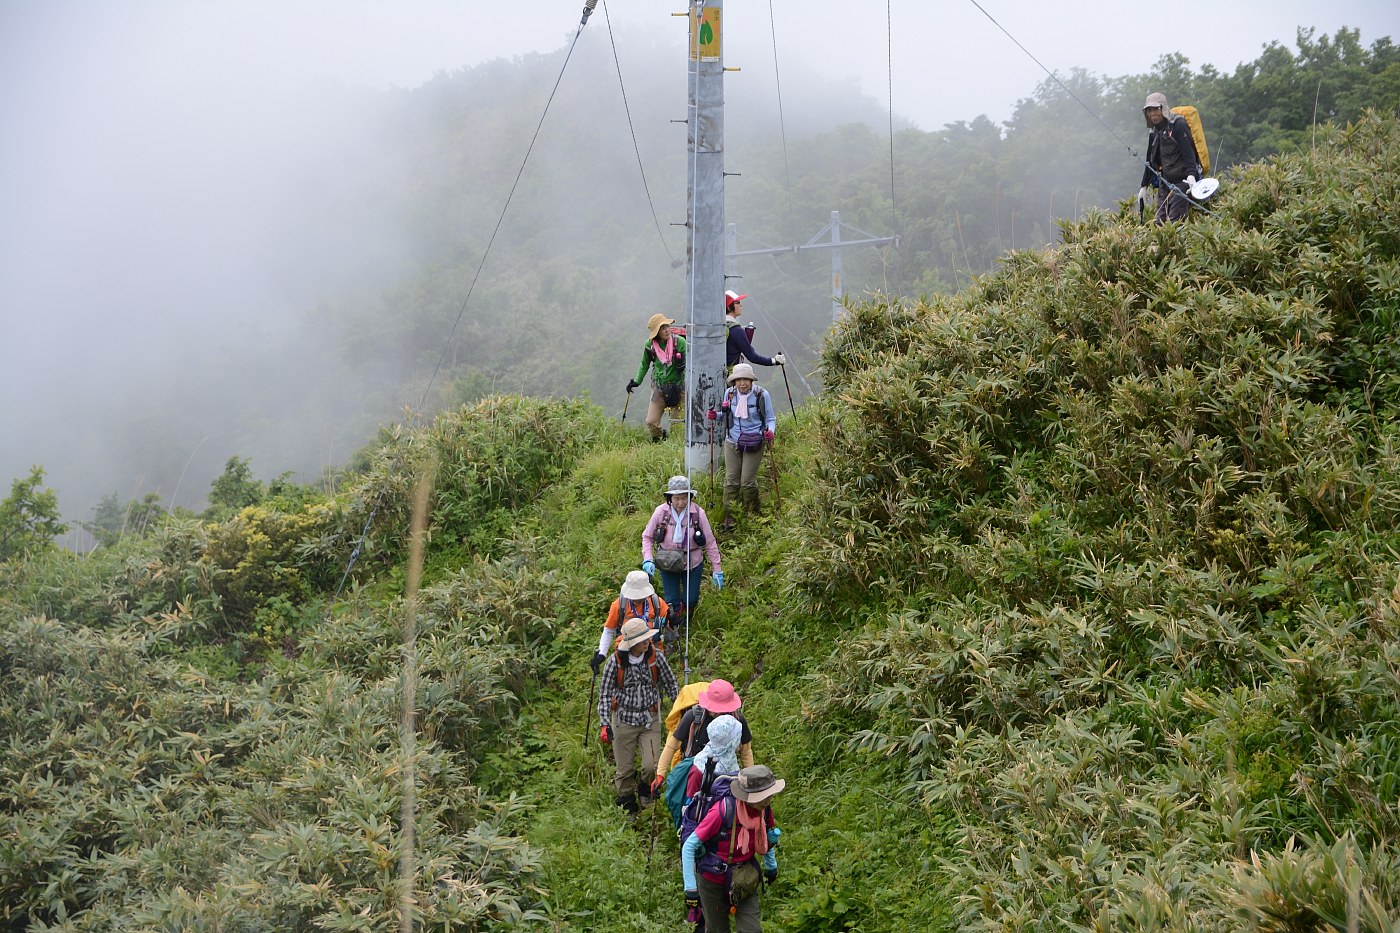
[650,679,755,800]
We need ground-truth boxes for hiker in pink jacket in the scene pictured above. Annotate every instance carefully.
[641,475,723,620]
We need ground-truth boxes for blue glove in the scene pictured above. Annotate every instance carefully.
[642,560,656,576]
[712,571,724,590]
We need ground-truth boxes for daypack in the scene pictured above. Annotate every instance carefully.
[652,501,705,551]
[1171,105,1210,176]
[615,595,665,629]
[610,646,662,714]
[679,760,739,875]
[727,320,757,342]
[723,385,770,451]
[615,594,674,652]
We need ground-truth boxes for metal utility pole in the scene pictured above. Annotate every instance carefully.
[726,214,900,326]
[800,211,899,324]
[683,0,725,476]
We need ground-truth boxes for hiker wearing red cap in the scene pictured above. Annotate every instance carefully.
[724,291,785,371]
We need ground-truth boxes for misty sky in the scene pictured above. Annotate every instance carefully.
[1,0,1395,530]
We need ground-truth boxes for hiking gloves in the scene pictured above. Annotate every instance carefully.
[650,773,665,796]
[712,571,724,590]
[642,560,656,576]
[625,379,639,394]
[764,867,778,884]
[599,725,611,745]
[773,353,786,365]
[590,652,605,674]
[762,429,774,441]
[684,891,700,912]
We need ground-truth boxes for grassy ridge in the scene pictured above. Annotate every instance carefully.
[4,114,1400,930]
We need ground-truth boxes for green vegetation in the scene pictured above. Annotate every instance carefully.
[5,93,1400,933]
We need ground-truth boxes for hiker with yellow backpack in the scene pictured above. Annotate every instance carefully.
[597,618,680,819]
[651,679,756,829]
[1136,91,1208,224]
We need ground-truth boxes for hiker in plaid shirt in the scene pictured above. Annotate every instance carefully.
[597,618,680,819]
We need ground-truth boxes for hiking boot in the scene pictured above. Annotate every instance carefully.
[721,515,737,532]
[615,793,638,814]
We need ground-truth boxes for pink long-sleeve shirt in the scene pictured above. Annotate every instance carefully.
[642,502,721,573]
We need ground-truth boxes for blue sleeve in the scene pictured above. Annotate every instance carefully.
[762,389,777,433]
[763,825,780,870]
[682,830,703,889]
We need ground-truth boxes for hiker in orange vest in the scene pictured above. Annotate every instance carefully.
[592,570,673,674]
[596,618,679,817]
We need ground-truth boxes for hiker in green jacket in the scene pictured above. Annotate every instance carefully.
[627,313,687,442]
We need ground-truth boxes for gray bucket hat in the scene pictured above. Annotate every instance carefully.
[662,475,696,496]
[732,765,786,804]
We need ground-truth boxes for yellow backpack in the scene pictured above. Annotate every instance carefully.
[1171,105,1211,176]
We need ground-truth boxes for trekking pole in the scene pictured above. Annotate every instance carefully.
[621,391,631,424]
[768,443,783,511]
[778,362,796,418]
[646,789,659,870]
[584,669,598,747]
[708,416,716,502]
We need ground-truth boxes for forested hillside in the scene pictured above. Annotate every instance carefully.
[12,27,1397,533]
[5,107,1400,929]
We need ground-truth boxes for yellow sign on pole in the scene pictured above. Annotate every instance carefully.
[691,7,721,62]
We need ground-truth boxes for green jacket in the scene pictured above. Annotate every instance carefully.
[636,335,687,386]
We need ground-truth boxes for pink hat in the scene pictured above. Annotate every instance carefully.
[698,679,741,713]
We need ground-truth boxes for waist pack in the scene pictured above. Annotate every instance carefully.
[659,381,683,408]
[654,547,688,574]
[735,431,765,453]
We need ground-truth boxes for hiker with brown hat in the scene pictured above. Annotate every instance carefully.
[724,291,785,371]
[681,764,785,932]
[592,570,674,674]
[597,617,680,817]
[641,475,723,620]
[1137,91,1202,224]
[717,362,777,528]
[627,313,687,442]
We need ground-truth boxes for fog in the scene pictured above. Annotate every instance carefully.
[2,0,1395,538]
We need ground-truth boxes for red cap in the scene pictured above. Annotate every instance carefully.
[724,290,748,309]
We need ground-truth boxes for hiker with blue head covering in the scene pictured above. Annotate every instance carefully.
[641,476,723,619]
[681,762,785,933]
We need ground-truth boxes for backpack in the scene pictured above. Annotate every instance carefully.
[654,504,706,563]
[723,386,770,451]
[610,645,662,714]
[1170,105,1210,176]
[679,759,738,866]
[616,595,665,629]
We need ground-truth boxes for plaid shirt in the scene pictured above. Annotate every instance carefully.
[598,649,679,727]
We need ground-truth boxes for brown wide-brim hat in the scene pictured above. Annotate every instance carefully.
[618,617,658,650]
[732,765,785,804]
[647,313,675,339]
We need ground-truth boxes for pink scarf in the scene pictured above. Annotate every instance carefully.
[732,801,769,860]
[652,335,677,365]
[734,389,750,419]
